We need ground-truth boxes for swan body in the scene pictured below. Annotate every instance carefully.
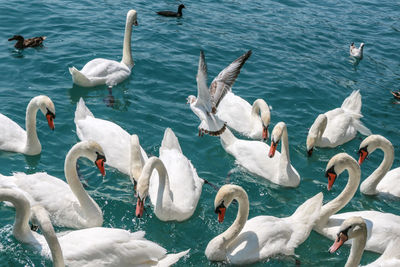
[329,216,400,267]
[0,189,189,267]
[358,134,400,197]
[350,42,364,59]
[8,35,46,49]
[0,141,106,229]
[217,91,270,140]
[187,50,252,136]
[74,97,148,177]
[220,124,300,187]
[205,184,323,265]
[306,90,371,156]
[69,10,138,87]
[0,95,55,155]
[136,128,204,221]
[314,153,400,254]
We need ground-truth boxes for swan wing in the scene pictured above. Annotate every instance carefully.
[376,167,400,197]
[209,50,252,109]
[0,113,27,153]
[59,229,173,267]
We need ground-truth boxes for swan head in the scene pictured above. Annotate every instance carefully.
[358,135,391,165]
[325,153,357,190]
[329,216,366,253]
[306,114,327,157]
[78,141,106,176]
[127,10,138,26]
[269,122,286,158]
[36,95,56,130]
[214,184,247,223]
[186,95,196,104]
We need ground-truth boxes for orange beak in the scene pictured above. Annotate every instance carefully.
[329,232,348,253]
[262,126,268,141]
[136,197,144,218]
[46,110,55,130]
[327,172,336,191]
[358,148,368,165]
[95,153,106,176]
[269,141,278,158]
[218,207,226,223]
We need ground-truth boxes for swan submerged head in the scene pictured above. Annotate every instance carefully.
[36,95,56,130]
[329,216,366,253]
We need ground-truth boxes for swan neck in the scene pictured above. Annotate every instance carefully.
[219,190,249,248]
[0,190,35,244]
[140,158,171,205]
[318,163,360,226]
[220,128,237,148]
[346,231,366,267]
[121,18,134,68]
[280,126,290,162]
[64,145,101,221]
[361,142,394,195]
[25,98,41,154]
[130,137,144,184]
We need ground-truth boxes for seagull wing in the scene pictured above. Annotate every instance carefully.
[196,50,212,112]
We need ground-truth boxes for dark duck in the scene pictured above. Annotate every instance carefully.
[157,4,185,17]
[8,35,46,49]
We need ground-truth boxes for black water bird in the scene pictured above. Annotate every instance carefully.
[8,35,46,49]
[157,4,185,17]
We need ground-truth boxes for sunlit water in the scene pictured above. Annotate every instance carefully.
[1,0,400,266]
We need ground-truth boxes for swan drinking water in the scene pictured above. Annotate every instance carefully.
[0,95,55,156]
[69,10,138,87]
[205,184,322,265]
[0,141,106,229]
[187,50,252,136]
[306,90,371,156]
[0,189,189,267]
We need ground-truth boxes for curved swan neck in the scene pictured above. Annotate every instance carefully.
[0,189,35,244]
[361,139,394,195]
[139,157,171,204]
[279,125,290,163]
[345,233,366,267]
[64,144,101,220]
[318,161,360,226]
[121,14,134,69]
[130,135,144,184]
[31,206,65,267]
[219,188,249,248]
[25,97,41,154]
[251,99,270,125]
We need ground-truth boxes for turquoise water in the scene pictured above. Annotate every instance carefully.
[1,0,400,266]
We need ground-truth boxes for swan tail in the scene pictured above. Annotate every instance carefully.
[69,66,92,87]
[160,128,182,153]
[288,192,323,248]
[341,90,362,115]
[352,119,372,136]
[74,98,94,123]
[157,249,189,267]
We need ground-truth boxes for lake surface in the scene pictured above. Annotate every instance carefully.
[1,0,400,266]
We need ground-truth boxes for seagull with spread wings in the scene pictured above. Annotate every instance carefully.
[187,50,252,136]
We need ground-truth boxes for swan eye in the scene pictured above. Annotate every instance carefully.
[215,202,225,214]
[46,108,55,119]
[325,166,336,178]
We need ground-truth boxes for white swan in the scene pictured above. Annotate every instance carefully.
[205,184,323,265]
[350,42,364,60]
[74,97,148,177]
[314,153,400,254]
[329,216,400,267]
[219,123,300,187]
[0,140,106,229]
[306,90,371,156]
[217,93,271,140]
[0,188,189,267]
[0,95,55,155]
[136,128,204,221]
[358,134,400,197]
[187,50,252,136]
[69,10,138,87]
